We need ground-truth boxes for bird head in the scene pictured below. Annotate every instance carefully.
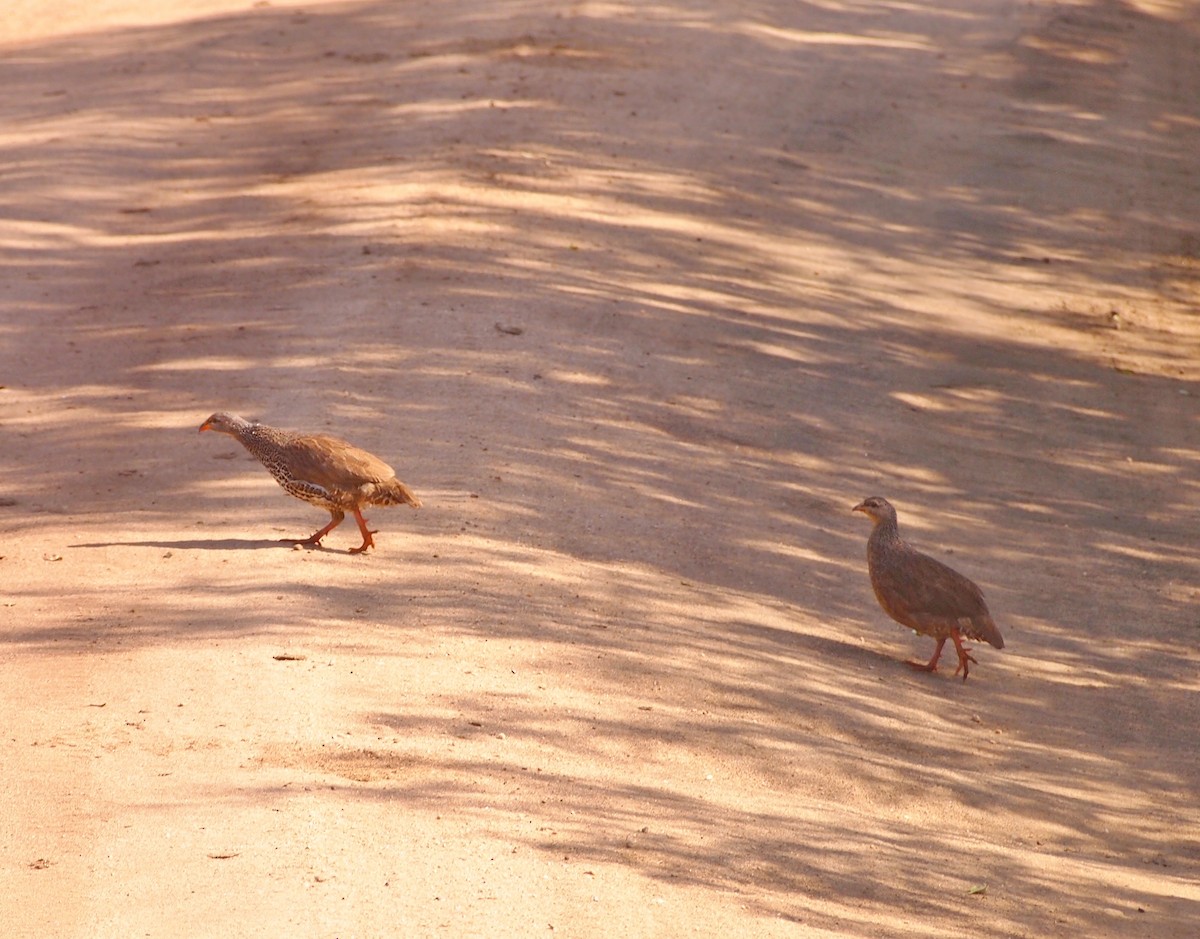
[199,412,251,436]
[853,496,896,525]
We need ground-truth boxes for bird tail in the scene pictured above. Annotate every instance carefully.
[373,478,422,508]
[971,613,1004,649]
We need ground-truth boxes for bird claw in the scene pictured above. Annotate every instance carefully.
[952,647,978,681]
[349,531,379,555]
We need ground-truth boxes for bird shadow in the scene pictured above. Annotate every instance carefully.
[68,537,329,552]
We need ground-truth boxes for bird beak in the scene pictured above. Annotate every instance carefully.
[852,501,867,514]
[199,420,213,433]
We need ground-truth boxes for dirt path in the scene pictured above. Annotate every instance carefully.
[2,1,1198,936]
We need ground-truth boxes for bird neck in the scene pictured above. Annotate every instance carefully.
[868,515,903,552]
[242,421,283,443]
[235,422,291,460]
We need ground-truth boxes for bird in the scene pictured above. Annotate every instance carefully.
[199,412,421,553]
[852,496,1003,681]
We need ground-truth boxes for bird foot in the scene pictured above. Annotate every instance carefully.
[349,529,379,555]
[952,647,978,682]
[948,630,979,682]
[904,637,947,675]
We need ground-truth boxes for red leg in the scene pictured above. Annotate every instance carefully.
[349,507,378,554]
[284,509,344,547]
[907,636,947,673]
[950,629,978,681]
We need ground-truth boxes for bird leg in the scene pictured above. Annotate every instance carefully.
[348,507,379,555]
[284,509,345,547]
[950,629,978,682]
[906,636,947,673]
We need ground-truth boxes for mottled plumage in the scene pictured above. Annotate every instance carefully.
[200,412,420,553]
[853,496,1003,681]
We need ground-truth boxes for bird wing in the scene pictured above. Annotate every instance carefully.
[873,548,989,622]
[283,434,396,489]
[873,547,1004,647]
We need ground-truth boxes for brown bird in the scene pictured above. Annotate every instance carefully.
[199,412,421,553]
[853,496,1003,681]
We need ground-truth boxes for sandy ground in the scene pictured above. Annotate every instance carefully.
[2,1,1199,936]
